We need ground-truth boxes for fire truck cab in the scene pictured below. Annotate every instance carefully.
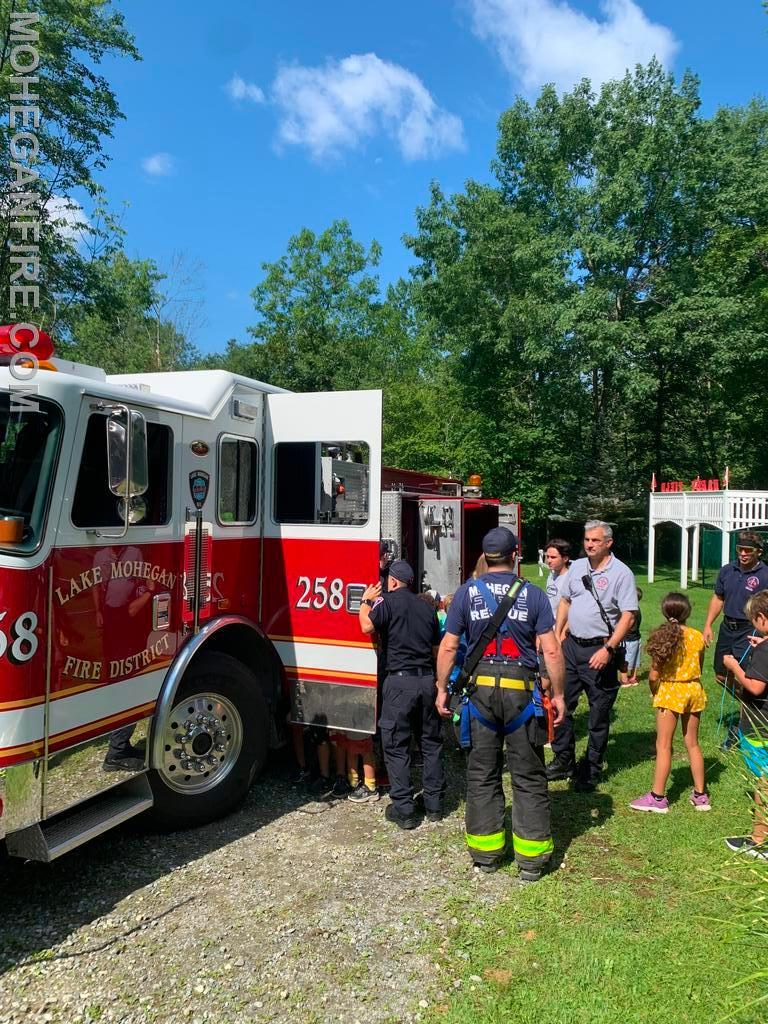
[0,350,519,861]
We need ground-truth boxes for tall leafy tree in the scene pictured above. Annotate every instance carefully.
[408,61,768,521]
[61,252,199,372]
[0,0,138,330]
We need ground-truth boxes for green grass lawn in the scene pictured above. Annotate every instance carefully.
[427,562,766,1024]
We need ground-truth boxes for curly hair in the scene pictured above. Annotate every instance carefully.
[646,592,691,669]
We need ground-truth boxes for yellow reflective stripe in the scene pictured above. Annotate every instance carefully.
[474,675,531,690]
[512,833,554,857]
[465,830,506,852]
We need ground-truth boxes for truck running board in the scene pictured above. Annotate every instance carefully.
[5,775,153,862]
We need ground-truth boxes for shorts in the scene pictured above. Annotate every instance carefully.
[653,680,707,715]
[624,639,641,672]
[739,730,768,778]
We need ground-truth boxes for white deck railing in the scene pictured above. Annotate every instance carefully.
[648,489,768,587]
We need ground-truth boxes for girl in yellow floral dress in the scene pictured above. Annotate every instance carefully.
[630,593,710,813]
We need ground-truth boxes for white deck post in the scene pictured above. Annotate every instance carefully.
[647,493,655,583]
[721,489,730,566]
[680,492,689,588]
[691,522,700,582]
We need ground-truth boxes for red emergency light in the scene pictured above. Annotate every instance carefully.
[0,324,55,361]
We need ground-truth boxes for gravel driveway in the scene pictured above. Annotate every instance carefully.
[0,750,518,1024]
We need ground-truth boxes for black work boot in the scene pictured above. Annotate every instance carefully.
[519,866,544,883]
[545,756,575,782]
[572,758,600,792]
[385,803,419,830]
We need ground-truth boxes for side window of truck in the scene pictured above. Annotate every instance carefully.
[218,436,258,525]
[273,441,369,525]
[72,414,173,528]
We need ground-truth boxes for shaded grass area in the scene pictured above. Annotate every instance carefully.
[427,563,764,1024]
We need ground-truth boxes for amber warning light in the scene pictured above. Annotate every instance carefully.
[0,324,55,362]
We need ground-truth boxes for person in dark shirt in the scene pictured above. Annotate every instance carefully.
[722,588,768,859]
[359,559,444,829]
[703,530,768,682]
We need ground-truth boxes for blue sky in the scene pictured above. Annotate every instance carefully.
[93,1,768,355]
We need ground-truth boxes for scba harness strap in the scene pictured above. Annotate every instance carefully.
[457,578,544,749]
[458,686,545,748]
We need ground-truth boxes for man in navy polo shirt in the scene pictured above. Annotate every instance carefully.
[703,530,768,682]
[547,520,638,791]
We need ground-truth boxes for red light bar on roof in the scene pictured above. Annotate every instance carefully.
[0,324,55,361]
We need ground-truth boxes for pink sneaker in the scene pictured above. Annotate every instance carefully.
[629,792,669,814]
[689,790,711,811]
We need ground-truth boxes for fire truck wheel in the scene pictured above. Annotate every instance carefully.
[147,653,269,828]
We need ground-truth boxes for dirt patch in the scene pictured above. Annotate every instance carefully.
[0,755,526,1024]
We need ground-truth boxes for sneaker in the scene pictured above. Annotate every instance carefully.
[290,767,312,786]
[103,754,145,772]
[331,776,351,797]
[348,783,380,804]
[629,792,669,814]
[724,836,768,858]
[545,758,575,782]
[689,791,711,811]
[310,775,334,798]
[384,803,419,830]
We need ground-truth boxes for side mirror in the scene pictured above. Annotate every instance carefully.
[107,408,149,498]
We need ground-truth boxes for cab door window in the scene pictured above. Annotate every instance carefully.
[218,435,258,525]
[72,414,172,528]
[273,441,369,525]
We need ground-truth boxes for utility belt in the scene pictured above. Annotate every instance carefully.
[724,617,750,632]
[388,667,434,677]
[569,634,610,647]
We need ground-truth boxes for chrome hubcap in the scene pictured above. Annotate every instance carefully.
[159,692,243,794]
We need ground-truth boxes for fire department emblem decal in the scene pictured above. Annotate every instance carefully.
[746,575,760,592]
[189,471,210,510]
[596,576,609,590]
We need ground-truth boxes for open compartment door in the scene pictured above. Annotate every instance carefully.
[262,390,382,734]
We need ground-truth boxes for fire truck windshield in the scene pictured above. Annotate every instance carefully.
[0,394,63,553]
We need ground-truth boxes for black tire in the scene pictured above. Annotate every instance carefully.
[147,652,269,829]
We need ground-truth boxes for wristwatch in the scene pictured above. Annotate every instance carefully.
[361,598,374,607]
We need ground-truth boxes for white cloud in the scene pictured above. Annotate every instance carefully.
[468,0,679,93]
[45,195,90,243]
[141,152,175,177]
[272,52,465,161]
[226,74,265,104]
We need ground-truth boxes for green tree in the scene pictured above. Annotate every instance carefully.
[0,0,138,330]
[408,61,768,521]
[62,252,199,372]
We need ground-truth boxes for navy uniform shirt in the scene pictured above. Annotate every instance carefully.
[444,572,555,670]
[369,589,440,673]
[714,560,768,620]
[740,640,768,739]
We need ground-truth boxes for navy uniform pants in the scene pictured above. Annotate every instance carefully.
[465,675,552,871]
[379,674,444,817]
[714,619,752,678]
[551,635,620,780]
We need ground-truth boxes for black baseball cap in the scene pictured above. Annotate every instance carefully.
[389,559,414,583]
[482,527,518,558]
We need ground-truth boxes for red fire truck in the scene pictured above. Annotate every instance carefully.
[0,336,519,860]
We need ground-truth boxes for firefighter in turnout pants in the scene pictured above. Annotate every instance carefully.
[436,528,566,881]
